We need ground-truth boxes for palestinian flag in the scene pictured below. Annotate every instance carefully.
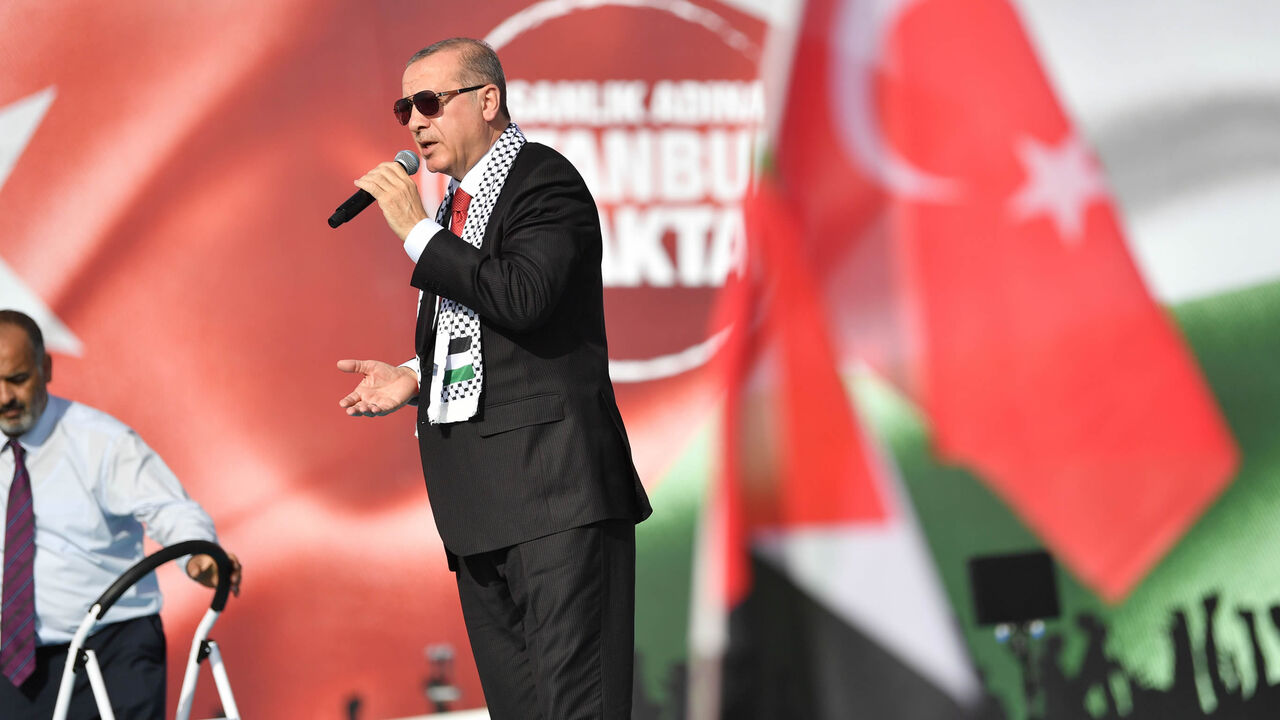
[441,336,475,386]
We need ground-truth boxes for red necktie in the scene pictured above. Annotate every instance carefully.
[450,187,471,235]
[2,440,36,687]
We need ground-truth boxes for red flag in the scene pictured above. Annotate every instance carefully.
[775,0,1237,601]
[690,174,983,716]
[716,177,889,604]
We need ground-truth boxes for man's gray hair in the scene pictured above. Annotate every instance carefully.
[408,38,509,121]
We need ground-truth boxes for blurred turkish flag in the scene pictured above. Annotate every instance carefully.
[772,0,1236,601]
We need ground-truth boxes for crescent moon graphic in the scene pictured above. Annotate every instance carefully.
[832,0,958,200]
[486,0,759,58]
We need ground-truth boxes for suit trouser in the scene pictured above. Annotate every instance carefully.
[455,518,636,720]
[0,614,166,720]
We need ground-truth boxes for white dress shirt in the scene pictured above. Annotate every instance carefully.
[0,395,217,645]
[401,133,503,264]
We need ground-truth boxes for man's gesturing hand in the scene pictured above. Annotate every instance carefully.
[337,359,420,416]
[353,160,429,240]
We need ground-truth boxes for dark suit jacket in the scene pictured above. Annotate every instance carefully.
[411,141,652,557]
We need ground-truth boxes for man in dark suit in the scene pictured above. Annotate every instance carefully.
[336,37,651,719]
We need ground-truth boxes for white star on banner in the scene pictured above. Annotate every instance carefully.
[1008,133,1106,245]
[0,86,83,355]
[0,87,55,194]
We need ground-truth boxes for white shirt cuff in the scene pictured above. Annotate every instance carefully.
[404,218,443,263]
[398,357,422,385]
[398,357,422,407]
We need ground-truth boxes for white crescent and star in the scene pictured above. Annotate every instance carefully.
[830,0,1106,250]
[831,0,960,201]
[1010,132,1106,245]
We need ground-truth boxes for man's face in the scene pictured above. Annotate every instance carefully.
[402,49,491,180]
[0,324,50,438]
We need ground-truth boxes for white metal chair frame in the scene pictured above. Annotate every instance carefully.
[51,540,240,720]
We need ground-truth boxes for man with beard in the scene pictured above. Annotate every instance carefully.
[0,309,242,720]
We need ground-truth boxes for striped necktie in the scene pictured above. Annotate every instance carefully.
[2,440,36,687]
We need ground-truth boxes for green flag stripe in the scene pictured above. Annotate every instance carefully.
[444,365,474,385]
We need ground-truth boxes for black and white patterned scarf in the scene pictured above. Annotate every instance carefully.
[426,122,527,424]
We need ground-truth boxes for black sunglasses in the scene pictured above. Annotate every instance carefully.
[393,85,485,125]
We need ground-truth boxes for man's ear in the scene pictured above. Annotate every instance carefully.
[41,353,52,384]
[480,85,502,122]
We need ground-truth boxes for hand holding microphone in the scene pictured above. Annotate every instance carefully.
[328,149,422,233]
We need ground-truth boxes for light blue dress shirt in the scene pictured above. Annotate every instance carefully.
[0,395,217,645]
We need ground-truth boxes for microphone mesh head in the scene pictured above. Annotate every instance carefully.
[395,149,421,176]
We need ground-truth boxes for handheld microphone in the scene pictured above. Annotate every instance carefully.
[328,150,421,228]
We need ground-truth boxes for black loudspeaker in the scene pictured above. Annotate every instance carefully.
[967,550,1061,626]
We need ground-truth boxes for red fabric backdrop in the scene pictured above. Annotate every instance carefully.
[0,1,767,715]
